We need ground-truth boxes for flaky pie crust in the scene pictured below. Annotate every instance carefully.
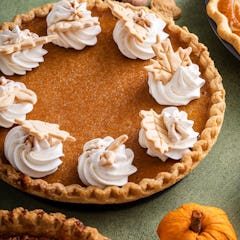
[206,0,240,54]
[0,208,109,240]
[151,0,181,20]
[0,0,225,204]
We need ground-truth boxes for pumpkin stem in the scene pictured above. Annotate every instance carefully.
[190,210,203,233]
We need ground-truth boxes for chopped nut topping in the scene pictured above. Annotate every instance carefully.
[99,135,128,166]
[99,151,115,166]
[106,134,128,151]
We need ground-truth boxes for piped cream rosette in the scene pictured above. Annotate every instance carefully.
[139,107,199,161]
[78,134,137,189]
[106,0,168,60]
[145,37,205,106]
[0,76,37,128]
[0,26,57,76]
[4,119,75,178]
[47,0,101,50]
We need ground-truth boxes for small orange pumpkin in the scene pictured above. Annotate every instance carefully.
[157,203,237,240]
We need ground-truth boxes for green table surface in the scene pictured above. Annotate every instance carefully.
[0,0,239,239]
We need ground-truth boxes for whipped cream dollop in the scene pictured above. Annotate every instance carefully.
[0,26,48,75]
[78,135,137,188]
[113,10,168,60]
[148,65,205,106]
[139,107,199,161]
[47,0,101,50]
[4,126,63,178]
[0,76,37,128]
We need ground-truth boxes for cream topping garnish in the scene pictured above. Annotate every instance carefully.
[0,26,57,75]
[4,120,75,178]
[47,0,101,50]
[0,76,37,128]
[107,0,168,60]
[145,37,205,105]
[139,107,199,161]
[78,135,137,189]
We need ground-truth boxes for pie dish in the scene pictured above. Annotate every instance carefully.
[206,0,240,54]
[0,207,109,240]
[0,0,225,204]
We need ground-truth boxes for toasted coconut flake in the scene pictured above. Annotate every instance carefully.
[145,37,192,85]
[140,109,170,154]
[106,134,128,151]
[99,151,116,166]
[99,135,129,166]
[15,119,76,145]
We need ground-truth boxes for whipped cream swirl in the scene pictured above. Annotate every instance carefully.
[148,65,205,106]
[113,11,168,60]
[4,126,63,178]
[139,107,199,161]
[47,0,101,50]
[0,26,48,75]
[0,77,37,128]
[78,136,137,188]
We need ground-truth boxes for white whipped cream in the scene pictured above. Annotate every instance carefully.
[113,11,168,60]
[78,136,137,189]
[148,65,205,106]
[47,0,101,50]
[139,107,199,161]
[0,26,48,76]
[4,126,63,178]
[0,77,37,128]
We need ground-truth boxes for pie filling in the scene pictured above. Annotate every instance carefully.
[218,0,240,36]
[0,6,211,186]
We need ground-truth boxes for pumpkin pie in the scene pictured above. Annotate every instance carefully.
[207,0,240,54]
[0,0,225,204]
[0,207,109,240]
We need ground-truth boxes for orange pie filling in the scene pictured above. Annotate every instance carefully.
[0,3,211,188]
[218,0,240,36]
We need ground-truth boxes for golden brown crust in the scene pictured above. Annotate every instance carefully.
[0,0,225,204]
[150,0,181,20]
[0,208,109,240]
[206,0,240,54]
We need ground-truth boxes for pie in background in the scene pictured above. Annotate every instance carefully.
[0,207,109,240]
[207,0,240,54]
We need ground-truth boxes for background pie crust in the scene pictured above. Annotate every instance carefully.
[0,208,109,240]
[0,0,225,204]
[207,0,240,54]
